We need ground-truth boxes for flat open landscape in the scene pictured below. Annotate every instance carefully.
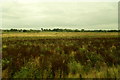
[2,0,119,79]
[2,32,119,38]
[2,32,120,78]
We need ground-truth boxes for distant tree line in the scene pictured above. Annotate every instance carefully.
[2,28,120,32]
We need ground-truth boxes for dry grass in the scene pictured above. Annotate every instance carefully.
[2,32,119,38]
[67,66,120,78]
[2,35,120,78]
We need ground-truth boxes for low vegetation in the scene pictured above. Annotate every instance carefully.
[2,33,120,78]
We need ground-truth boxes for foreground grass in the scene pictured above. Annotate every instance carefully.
[2,36,120,78]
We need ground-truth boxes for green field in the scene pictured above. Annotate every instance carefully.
[2,32,120,78]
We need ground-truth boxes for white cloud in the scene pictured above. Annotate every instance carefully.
[2,0,119,2]
[1,1,118,30]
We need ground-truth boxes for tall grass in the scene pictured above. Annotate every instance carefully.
[2,37,120,78]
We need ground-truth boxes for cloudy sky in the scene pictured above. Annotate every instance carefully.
[0,0,119,30]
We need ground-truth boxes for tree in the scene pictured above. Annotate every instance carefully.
[23,30,27,32]
[41,28,44,31]
[81,29,84,32]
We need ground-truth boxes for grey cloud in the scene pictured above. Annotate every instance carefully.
[1,1,118,30]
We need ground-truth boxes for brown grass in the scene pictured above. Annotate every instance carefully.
[2,32,119,38]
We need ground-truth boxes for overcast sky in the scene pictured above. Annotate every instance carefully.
[0,0,119,30]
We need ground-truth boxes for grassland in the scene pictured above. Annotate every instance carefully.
[2,32,120,78]
[2,32,119,38]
